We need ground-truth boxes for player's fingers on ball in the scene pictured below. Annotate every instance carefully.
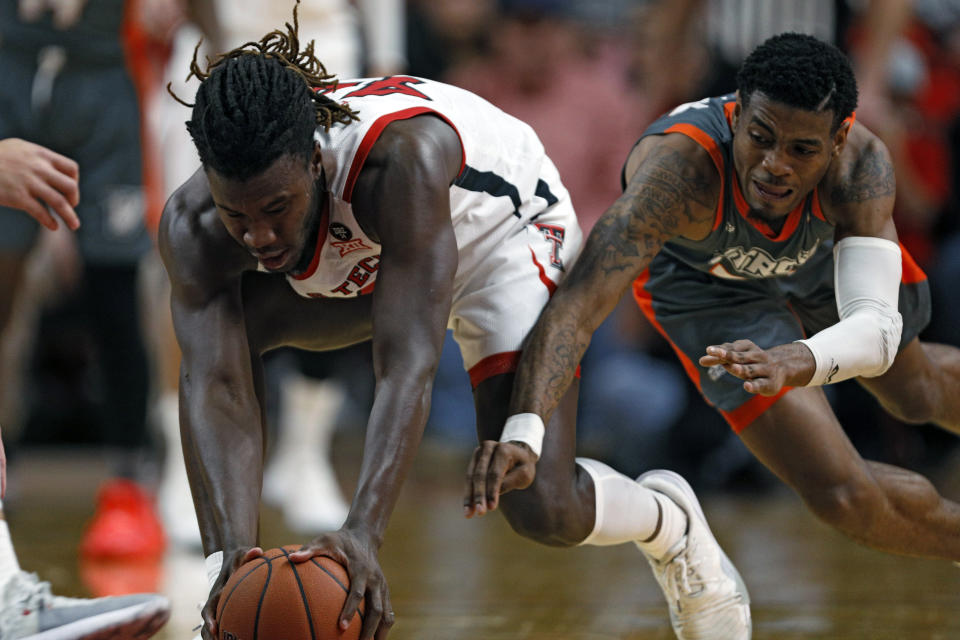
[340,584,367,633]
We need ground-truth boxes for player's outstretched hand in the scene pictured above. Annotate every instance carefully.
[463,440,537,518]
[201,546,264,640]
[0,138,80,231]
[700,339,814,395]
[289,528,394,640]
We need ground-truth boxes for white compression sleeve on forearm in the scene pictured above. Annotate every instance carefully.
[797,236,903,385]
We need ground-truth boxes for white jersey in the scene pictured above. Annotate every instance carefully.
[281,75,571,300]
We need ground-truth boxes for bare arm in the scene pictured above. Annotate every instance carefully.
[510,134,718,423]
[157,169,264,639]
[289,115,461,639]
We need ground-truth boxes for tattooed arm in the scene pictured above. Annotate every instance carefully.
[823,122,898,242]
[510,133,719,421]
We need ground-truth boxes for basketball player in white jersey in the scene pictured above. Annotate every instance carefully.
[160,9,752,640]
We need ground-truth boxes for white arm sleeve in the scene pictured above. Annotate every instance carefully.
[796,236,903,385]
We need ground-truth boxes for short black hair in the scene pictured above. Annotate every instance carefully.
[174,2,357,181]
[736,33,858,131]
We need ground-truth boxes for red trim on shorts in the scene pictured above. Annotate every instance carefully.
[664,123,725,231]
[632,269,790,433]
[469,351,522,387]
[899,242,927,284]
[468,351,581,388]
[342,107,466,203]
[290,199,332,281]
[718,389,791,433]
[529,247,557,295]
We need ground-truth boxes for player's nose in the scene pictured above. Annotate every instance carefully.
[243,223,278,250]
[761,149,791,177]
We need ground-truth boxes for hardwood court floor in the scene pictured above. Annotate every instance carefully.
[7,443,960,640]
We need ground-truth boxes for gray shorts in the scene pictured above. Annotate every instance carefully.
[0,47,150,264]
[633,242,932,432]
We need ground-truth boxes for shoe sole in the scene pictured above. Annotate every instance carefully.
[637,469,752,608]
[21,597,171,640]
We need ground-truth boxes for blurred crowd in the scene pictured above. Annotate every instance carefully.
[1,0,959,596]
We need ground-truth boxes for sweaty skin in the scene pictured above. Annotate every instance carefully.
[159,114,462,640]
[468,90,960,564]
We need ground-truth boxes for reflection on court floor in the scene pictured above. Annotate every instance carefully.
[8,444,960,639]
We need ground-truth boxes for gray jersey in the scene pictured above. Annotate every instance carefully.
[635,94,836,282]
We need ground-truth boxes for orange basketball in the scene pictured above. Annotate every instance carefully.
[216,546,364,640]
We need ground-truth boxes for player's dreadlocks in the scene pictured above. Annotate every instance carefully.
[172,0,358,181]
[737,33,858,131]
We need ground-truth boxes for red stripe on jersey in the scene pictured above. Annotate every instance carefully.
[343,107,466,203]
[719,388,791,433]
[469,351,521,388]
[291,199,332,281]
[529,247,557,295]
[900,242,927,284]
[664,123,725,231]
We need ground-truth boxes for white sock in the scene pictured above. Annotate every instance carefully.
[0,500,21,589]
[576,458,686,560]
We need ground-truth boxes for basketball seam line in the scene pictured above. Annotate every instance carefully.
[253,554,274,640]
[217,557,271,627]
[310,558,365,622]
[281,547,319,640]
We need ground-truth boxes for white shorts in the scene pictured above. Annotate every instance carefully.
[448,194,582,387]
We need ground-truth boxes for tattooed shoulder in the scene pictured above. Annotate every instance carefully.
[829,140,895,205]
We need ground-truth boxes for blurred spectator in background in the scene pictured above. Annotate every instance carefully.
[0,0,167,562]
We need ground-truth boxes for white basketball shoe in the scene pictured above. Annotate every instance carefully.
[0,571,170,639]
[636,470,752,640]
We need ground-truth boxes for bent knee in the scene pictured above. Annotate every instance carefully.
[800,478,883,532]
[499,490,580,547]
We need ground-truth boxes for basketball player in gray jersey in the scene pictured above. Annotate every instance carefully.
[468,32,960,574]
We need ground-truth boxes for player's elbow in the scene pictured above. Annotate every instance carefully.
[851,305,903,378]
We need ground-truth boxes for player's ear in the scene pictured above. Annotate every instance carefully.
[732,91,742,128]
[832,117,852,157]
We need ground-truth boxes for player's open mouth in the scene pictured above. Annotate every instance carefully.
[257,249,289,270]
[753,180,792,201]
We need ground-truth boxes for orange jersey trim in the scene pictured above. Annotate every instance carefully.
[899,242,927,284]
[632,270,705,394]
[633,269,789,433]
[719,388,791,433]
[664,123,725,232]
[469,351,522,387]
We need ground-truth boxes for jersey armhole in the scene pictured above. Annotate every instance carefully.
[663,123,725,231]
[342,107,467,203]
